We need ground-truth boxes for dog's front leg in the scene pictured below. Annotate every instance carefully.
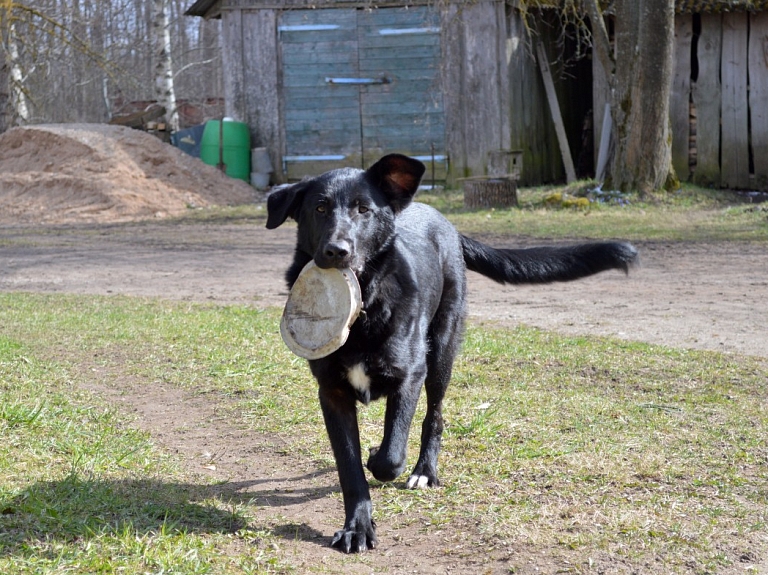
[366,382,421,482]
[318,385,377,553]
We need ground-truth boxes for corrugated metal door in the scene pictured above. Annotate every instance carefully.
[279,7,445,180]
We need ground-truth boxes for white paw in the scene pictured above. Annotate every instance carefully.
[406,474,429,489]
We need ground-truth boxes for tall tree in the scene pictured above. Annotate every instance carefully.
[584,0,677,195]
[1,2,30,125]
[152,0,178,132]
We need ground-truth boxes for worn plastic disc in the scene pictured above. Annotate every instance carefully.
[280,261,362,360]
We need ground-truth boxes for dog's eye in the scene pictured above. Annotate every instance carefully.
[353,200,369,214]
[316,205,326,214]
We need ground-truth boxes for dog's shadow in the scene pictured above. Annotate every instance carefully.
[0,468,338,556]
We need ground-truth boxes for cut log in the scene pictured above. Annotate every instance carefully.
[463,178,519,209]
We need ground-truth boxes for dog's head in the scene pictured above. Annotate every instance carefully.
[266,154,425,273]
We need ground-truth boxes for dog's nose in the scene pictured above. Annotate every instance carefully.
[324,241,349,259]
[319,240,351,267]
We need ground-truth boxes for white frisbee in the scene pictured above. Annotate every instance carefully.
[280,261,362,360]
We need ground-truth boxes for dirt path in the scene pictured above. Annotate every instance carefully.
[2,219,766,357]
[2,218,767,573]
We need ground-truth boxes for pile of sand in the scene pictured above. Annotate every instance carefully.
[0,124,261,224]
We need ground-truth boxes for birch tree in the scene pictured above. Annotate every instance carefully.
[1,2,30,125]
[0,0,220,132]
[152,0,178,132]
[584,0,677,195]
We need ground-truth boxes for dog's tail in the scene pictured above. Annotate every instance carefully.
[460,235,639,285]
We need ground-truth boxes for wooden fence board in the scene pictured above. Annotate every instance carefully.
[671,16,692,181]
[749,12,768,188]
[692,13,722,187]
[721,12,750,189]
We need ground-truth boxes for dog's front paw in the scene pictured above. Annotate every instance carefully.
[366,445,406,482]
[331,516,377,553]
[406,472,439,489]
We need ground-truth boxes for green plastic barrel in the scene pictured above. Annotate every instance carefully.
[200,120,251,181]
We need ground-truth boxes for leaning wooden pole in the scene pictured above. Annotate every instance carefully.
[536,41,576,183]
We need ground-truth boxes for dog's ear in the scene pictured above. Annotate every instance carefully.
[266,181,310,229]
[366,154,426,213]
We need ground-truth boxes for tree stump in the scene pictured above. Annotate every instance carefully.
[463,178,519,209]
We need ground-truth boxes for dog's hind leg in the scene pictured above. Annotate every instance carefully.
[318,384,377,553]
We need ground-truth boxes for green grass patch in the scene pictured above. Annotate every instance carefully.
[0,304,289,574]
[151,180,768,243]
[418,182,768,242]
[1,293,767,573]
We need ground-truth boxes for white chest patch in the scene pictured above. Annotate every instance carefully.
[347,363,370,393]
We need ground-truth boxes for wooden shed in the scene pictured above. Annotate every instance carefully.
[185,0,589,186]
[187,0,768,190]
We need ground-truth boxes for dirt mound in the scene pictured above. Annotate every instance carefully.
[0,124,261,224]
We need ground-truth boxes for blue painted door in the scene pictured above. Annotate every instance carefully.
[279,7,445,180]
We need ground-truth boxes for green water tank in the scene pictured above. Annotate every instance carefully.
[200,119,251,182]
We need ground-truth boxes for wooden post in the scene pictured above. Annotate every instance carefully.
[595,103,613,182]
[536,41,576,183]
[749,12,768,189]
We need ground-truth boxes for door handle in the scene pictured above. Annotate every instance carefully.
[325,76,390,85]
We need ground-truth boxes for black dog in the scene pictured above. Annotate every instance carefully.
[266,154,638,553]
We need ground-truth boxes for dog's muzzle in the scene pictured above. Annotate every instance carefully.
[316,239,354,269]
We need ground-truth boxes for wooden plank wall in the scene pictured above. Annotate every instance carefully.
[671,18,692,181]
[592,11,768,191]
[691,13,722,187]
[508,10,560,185]
[680,11,768,191]
[221,8,283,182]
[720,12,751,189]
[749,11,768,189]
[442,0,509,180]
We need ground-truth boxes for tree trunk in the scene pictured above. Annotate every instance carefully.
[7,22,29,124]
[586,0,676,195]
[0,58,8,133]
[152,0,178,132]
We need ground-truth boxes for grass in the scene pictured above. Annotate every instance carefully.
[167,181,768,242]
[418,182,768,242]
[0,305,289,574]
[1,183,766,572]
[1,293,767,573]
[176,181,768,242]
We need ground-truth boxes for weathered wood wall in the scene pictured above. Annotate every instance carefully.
[671,17,692,182]
[720,12,750,189]
[750,11,768,189]
[507,10,566,186]
[691,13,722,187]
[442,0,510,181]
[221,8,282,181]
[673,12,767,191]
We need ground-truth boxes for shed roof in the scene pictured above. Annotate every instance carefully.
[185,0,219,17]
[675,0,768,11]
[186,0,768,18]
[524,0,768,11]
